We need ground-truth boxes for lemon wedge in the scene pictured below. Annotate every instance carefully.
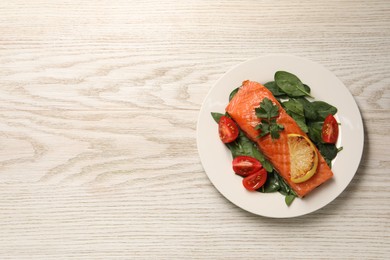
[287,134,318,183]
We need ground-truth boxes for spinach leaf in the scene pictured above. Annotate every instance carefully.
[230,133,297,205]
[277,173,291,195]
[296,97,318,121]
[291,114,308,133]
[264,80,310,99]
[319,143,338,160]
[224,133,245,158]
[211,112,224,123]
[285,194,296,206]
[317,143,338,161]
[226,131,274,172]
[306,122,342,167]
[211,104,297,206]
[264,81,287,97]
[260,171,280,193]
[258,170,296,206]
[307,121,323,143]
[282,99,305,116]
[275,71,312,97]
[255,154,273,173]
[311,101,337,120]
[282,99,308,132]
[229,87,239,101]
[210,112,274,171]
[303,84,311,94]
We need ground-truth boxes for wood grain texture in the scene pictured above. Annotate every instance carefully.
[0,0,389,259]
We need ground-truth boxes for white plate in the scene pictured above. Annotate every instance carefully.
[197,54,364,218]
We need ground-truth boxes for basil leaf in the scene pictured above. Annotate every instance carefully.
[311,101,337,120]
[275,71,312,97]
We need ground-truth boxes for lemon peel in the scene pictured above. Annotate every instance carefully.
[288,134,319,183]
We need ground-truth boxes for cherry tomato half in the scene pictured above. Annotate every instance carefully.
[242,169,268,191]
[322,114,339,144]
[218,116,239,143]
[232,156,263,177]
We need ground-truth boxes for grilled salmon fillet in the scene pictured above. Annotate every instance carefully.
[226,80,333,197]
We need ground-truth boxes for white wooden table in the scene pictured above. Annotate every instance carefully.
[1,1,389,259]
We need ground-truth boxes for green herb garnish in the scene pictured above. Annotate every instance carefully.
[255,98,284,139]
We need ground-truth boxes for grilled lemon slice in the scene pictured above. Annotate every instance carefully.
[288,134,319,183]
